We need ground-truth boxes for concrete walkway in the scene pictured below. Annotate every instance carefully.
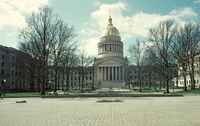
[0,96,200,126]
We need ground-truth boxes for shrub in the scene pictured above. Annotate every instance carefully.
[96,99,123,103]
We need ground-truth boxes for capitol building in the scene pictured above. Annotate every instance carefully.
[94,16,128,88]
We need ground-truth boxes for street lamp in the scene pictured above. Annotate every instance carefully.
[1,79,6,98]
[3,79,6,83]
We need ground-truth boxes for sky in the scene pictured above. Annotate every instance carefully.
[0,0,200,57]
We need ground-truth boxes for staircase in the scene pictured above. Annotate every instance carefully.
[99,80,125,88]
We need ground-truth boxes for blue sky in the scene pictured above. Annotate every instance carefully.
[0,0,200,56]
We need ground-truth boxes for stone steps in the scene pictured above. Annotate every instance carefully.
[99,81,125,88]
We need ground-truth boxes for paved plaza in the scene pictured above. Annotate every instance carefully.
[0,96,200,126]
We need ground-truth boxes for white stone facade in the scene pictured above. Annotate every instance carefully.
[174,55,200,88]
[94,16,128,88]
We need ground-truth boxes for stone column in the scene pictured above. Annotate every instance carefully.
[118,66,121,80]
[112,66,114,81]
[110,67,113,81]
[105,67,108,80]
[115,66,117,81]
[122,67,124,81]
[98,67,100,80]
[102,67,104,81]
[113,66,115,81]
[120,66,123,81]
[100,67,102,80]
[116,66,119,80]
[106,67,108,80]
[108,66,110,81]
[104,67,106,81]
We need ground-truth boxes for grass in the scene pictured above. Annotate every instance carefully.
[1,87,190,98]
[190,88,200,93]
[132,87,166,93]
[174,88,200,95]
[3,92,40,97]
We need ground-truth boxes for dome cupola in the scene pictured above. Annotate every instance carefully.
[106,16,120,36]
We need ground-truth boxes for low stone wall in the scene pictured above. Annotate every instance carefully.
[1,92,183,98]
[42,93,183,98]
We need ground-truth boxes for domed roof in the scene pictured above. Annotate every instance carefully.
[105,16,120,36]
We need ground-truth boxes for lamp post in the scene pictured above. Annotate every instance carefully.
[2,79,6,96]
[0,80,2,98]
[0,79,6,98]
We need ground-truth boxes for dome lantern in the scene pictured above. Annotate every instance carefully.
[106,16,120,36]
[108,16,112,25]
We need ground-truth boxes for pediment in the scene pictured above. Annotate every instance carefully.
[95,57,125,66]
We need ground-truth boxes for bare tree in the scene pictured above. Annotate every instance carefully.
[49,21,75,92]
[78,51,94,92]
[143,47,157,88]
[184,23,200,90]
[129,39,145,92]
[61,46,78,91]
[171,25,190,91]
[149,20,175,93]
[19,6,76,95]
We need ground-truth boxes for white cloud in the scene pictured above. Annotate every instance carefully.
[80,2,198,56]
[0,0,48,47]
[194,0,200,4]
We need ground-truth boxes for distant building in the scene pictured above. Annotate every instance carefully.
[128,65,177,89]
[48,66,94,90]
[0,45,38,91]
[174,55,200,88]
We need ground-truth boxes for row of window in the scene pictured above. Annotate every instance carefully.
[0,55,16,61]
[100,36,121,42]
[179,80,199,85]
[0,69,24,76]
[48,73,93,82]
[98,44,123,54]
[70,76,92,81]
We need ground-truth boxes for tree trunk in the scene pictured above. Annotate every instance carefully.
[159,80,162,91]
[182,65,187,91]
[81,67,84,92]
[166,78,169,93]
[57,71,60,90]
[139,66,142,92]
[149,72,152,88]
[183,73,187,91]
[54,66,58,92]
[191,58,195,90]
[40,60,46,95]
[66,67,70,91]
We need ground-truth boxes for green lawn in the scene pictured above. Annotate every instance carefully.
[177,88,200,95]
[2,88,200,97]
[4,92,40,97]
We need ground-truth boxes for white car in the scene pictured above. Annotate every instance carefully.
[56,90,64,95]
